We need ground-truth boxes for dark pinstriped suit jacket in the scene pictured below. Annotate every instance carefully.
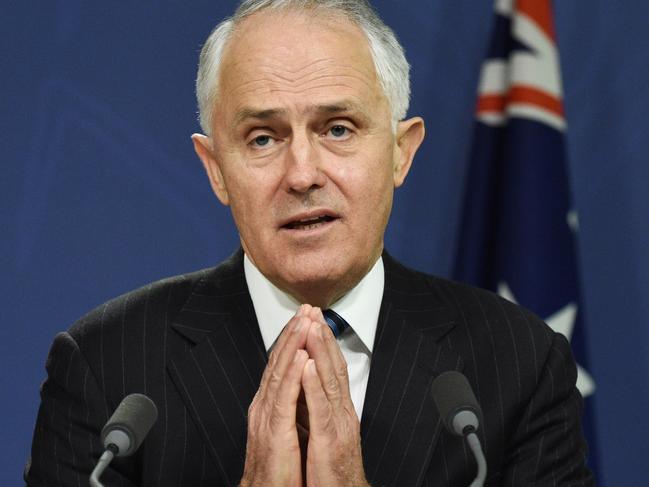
[25,250,593,486]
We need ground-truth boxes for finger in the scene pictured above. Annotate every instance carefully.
[301,359,335,436]
[310,306,348,376]
[258,308,311,401]
[269,348,309,432]
[257,308,302,399]
[308,306,327,326]
[271,304,310,363]
[319,318,351,395]
[305,322,345,406]
[261,314,310,400]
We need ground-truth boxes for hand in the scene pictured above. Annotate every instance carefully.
[240,305,312,487]
[301,308,370,487]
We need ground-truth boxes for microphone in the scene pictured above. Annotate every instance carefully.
[90,393,158,487]
[431,371,487,487]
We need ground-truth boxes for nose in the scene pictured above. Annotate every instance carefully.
[283,133,327,193]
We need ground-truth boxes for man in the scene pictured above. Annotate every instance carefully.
[26,0,594,485]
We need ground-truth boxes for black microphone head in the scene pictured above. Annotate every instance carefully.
[431,371,482,436]
[101,393,158,457]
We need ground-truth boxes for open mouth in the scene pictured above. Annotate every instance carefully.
[282,214,337,230]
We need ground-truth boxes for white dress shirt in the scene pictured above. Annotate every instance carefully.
[243,254,384,420]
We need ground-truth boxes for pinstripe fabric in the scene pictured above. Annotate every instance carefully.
[361,254,593,486]
[25,250,593,486]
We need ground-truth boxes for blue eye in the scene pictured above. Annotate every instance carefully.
[252,135,271,147]
[329,125,348,138]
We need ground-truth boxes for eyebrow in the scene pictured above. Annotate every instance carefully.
[233,108,287,127]
[315,102,358,114]
[315,101,372,126]
[232,100,370,127]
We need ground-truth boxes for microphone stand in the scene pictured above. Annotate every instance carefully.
[89,444,118,487]
[465,429,487,487]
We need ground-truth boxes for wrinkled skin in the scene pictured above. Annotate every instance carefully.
[193,9,425,486]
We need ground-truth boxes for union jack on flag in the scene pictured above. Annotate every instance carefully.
[453,0,599,475]
[476,0,566,131]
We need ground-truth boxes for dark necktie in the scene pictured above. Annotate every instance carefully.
[323,308,349,338]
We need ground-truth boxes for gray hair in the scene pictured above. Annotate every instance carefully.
[196,0,411,135]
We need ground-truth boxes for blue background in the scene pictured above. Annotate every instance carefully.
[2,1,647,485]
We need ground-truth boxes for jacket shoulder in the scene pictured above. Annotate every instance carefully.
[67,267,212,343]
[436,276,553,340]
[383,252,556,354]
[67,250,246,344]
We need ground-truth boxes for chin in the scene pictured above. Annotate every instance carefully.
[282,261,342,288]
[277,256,363,305]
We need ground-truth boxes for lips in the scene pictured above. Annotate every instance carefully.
[280,211,340,230]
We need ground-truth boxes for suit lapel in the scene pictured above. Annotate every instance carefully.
[361,253,463,487]
[164,250,463,486]
[167,250,266,486]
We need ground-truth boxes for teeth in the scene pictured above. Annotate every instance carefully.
[298,216,323,223]
[300,223,321,230]
[286,214,334,229]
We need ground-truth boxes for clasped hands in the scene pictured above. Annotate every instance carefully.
[240,304,369,487]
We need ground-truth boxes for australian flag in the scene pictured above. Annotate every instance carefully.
[453,0,600,477]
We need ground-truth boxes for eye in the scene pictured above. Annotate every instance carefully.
[249,134,274,149]
[326,124,352,140]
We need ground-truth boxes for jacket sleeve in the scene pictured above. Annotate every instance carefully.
[498,332,595,486]
[24,331,139,486]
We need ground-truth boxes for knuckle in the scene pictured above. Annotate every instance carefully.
[270,370,282,384]
[272,396,286,416]
[268,413,279,431]
[269,369,282,386]
[336,362,348,379]
[267,350,278,367]
[325,375,341,395]
[269,404,290,432]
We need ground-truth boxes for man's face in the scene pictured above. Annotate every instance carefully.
[194,9,423,306]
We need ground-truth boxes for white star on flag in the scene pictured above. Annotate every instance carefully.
[497,281,596,397]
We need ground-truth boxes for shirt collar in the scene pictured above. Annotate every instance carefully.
[244,254,384,353]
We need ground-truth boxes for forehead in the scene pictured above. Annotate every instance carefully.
[214,9,388,124]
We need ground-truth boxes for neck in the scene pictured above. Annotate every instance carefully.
[286,285,346,309]
[243,250,381,309]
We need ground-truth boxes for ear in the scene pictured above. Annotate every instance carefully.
[192,133,230,206]
[392,117,425,187]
